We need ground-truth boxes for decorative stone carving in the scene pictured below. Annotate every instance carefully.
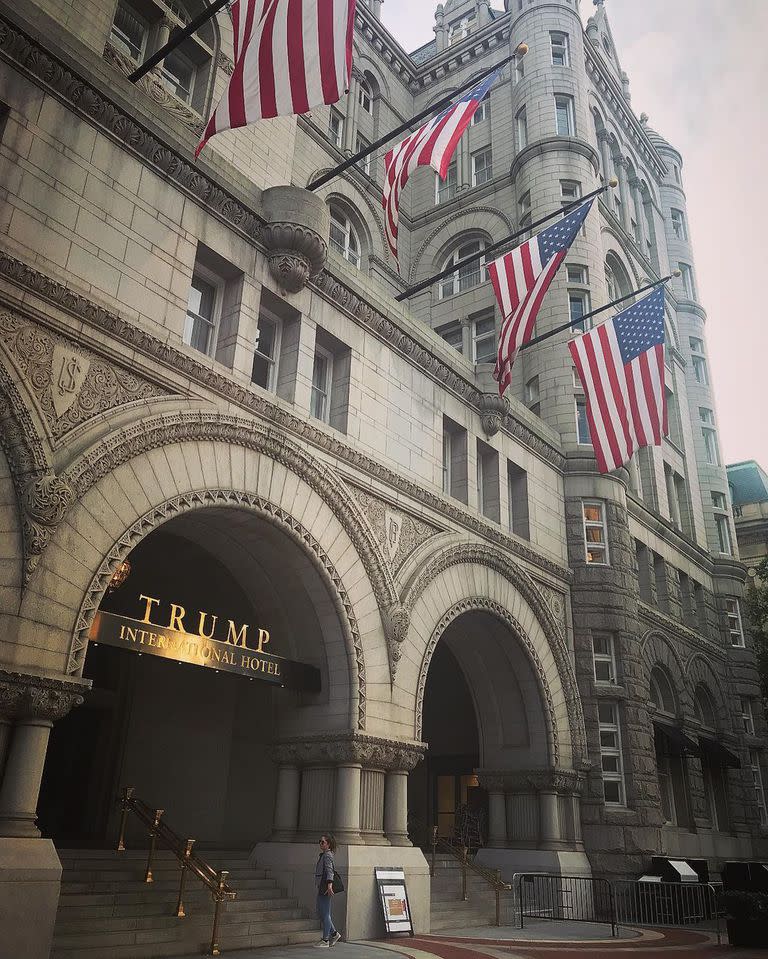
[217,51,235,76]
[0,312,171,441]
[348,485,441,575]
[21,472,74,583]
[381,603,410,679]
[260,186,329,293]
[271,733,426,771]
[0,669,87,721]
[69,487,368,730]
[534,581,569,635]
[103,43,206,135]
[480,768,586,795]
[478,393,510,437]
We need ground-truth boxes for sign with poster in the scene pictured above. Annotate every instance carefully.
[374,867,414,935]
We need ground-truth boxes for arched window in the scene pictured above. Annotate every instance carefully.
[329,206,361,269]
[649,665,677,716]
[439,238,485,299]
[358,76,373,114]
[605,253,632,303]
[694,684,717,730]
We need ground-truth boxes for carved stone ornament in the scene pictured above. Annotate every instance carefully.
[0,668,87,722]
[0,312,171,441]
[478,393,510,437]
[382,603,410,680]
[22,472,74,583]
[480,767,586,796]
[261,187,329,293]
[270,733,426,771]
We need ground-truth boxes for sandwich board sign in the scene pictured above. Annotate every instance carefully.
[374,866,413,936]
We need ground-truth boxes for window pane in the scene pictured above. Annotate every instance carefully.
[595,660,613,682]
[598,703,615,725]
[603,781,621,804]
[188,277,215,319]
[111,3,148,60]
[583,505,602,523]
[161,49,195,103]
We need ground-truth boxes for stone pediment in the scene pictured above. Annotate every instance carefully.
[347,483,443,575]
[0,312,172,443]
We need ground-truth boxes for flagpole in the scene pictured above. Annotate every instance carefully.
[307,45,528,193]
[518,271,680,352]
[394,180,616,302]
[128,0,231,83]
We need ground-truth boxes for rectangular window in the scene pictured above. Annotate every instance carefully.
[251,311,281,392]
[576,397,591,445]
[355,134,371,176]
[715,513,732,553]
[550,31,570,67]
[310,345,333,423]
[592,634,616,684]
[443,416,468,503]
[671,209,688,241]
[477,440,500,522]
[329,108,344,148]
[110,2,149,61]
[691,356,709,384]
[448,13,475,44]
[726,598,744,646]
[678,262,695,298]
[516,107,528,150]
[472,312,496,364]
[569,292,590,334]
[472,148,493,187]
[507,461,530,539]
[740,698,755,736]
[435,159,458,204]
[700,408,720,465]
[471,93,490,125]
[160,48,197,105]
[525,375,540,417]
[583,501,609,565]
[598,702,625,805]
[750,752,768,826]
[566,265,588,284]
[436,320,463,354]
[518,190,531,229]
[678,571,694,625]
[184,272,219,357]
[561,180,582,208]
[555,95,575,136]
[665,464,681,528]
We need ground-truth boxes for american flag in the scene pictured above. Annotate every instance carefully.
[489,199,594,395]
[569,286,668,474]
[383,69,500,264]
[196,0,356,157]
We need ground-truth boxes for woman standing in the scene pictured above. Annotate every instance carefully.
[314,834,341,948]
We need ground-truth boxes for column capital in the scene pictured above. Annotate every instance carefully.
[0,669,87,722]
[272,733,426,771]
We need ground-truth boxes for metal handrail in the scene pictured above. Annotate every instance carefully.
[116,786,236,955]
[430,827,511,925]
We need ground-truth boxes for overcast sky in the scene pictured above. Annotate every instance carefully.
[381,0,768,471]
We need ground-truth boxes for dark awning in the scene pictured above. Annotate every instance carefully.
[653,721,701,758]
[699,736,741,769]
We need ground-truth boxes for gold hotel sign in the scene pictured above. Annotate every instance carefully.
[88,595,321,691]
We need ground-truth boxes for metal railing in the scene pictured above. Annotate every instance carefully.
[430,827,511,925]
[613,880,722,943]
[514,873,616,936]
[116,786,237,955]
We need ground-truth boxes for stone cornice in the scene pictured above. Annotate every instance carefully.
[271,732,426,771]
[510,137,600,181]
[0,668,89,721]
[414,20,511,90]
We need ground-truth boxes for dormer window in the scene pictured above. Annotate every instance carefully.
[449,13,476,44]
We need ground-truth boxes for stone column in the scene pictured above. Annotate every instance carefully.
[0,718,53,838]
[343,70,361,153]
[539,790,560,844]
[629,177,647,250]
[597,131,612,184]
[334,763,362,843]
[488,790,507,847]
[272,764,301,840]
[0,719,12,780]
[460,315,472,357]
[616,157,632,231]
[434,4,447,52]
[383,770,410,846]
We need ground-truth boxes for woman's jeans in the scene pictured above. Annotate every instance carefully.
[317,892,336,940]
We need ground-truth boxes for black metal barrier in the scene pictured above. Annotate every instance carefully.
[514,873,616,937]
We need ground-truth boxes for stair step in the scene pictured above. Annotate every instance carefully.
[52,928,319,959]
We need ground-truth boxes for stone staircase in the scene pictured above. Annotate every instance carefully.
[52,848,318,958]
[429,852,508,932]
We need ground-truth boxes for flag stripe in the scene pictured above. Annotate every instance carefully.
[197,0,356,157]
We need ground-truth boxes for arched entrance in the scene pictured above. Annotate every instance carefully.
[38,501,353,847]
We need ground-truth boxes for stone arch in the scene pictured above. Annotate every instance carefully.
[355,56,390,101]
[685,653,729,729]
[640,629,689,713]
[603,239,643,292]
[69,487,367,730]
[310,176,387,257]
[326,191,377,269]
[400,543,585,767]
[409,207,514,284]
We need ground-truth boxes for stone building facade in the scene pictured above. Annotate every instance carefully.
[0,0,766,955]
